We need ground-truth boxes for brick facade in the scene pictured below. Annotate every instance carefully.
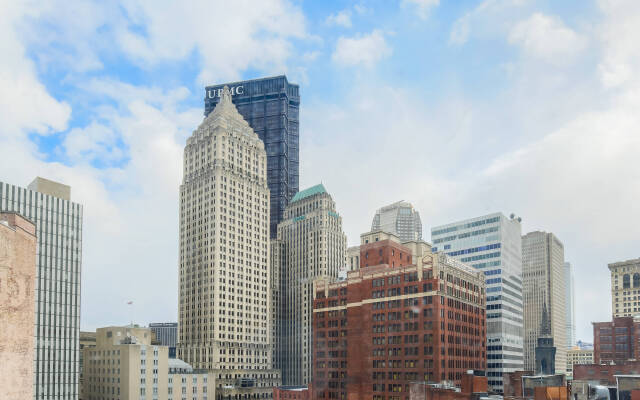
[273,386,311,400]
[593,317,639,364]
[573,361,640,386]
[312,242,486,400]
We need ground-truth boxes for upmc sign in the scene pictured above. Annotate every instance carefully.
[206,85,244,99]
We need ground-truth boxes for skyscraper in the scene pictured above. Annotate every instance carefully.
[564,262,576,347]
[178,87,280,398]
[431,212,523,393]
[608,258,640,317]
[204,76,300,239]
[371,201,422,242]
[0,177,83,400]
[271,184,347,385]
[522,231,566,374]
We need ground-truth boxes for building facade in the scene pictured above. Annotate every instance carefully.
[178,87,280,399]
[83,326,214,400]
[522,231,567,373]
[150,323,178,347]
[312,240,486,399]
[566,348,594,379]
[564,262,576,348]
[609,258,640,317]
[346,246,360,272]
[1,177,83,400]
[272,184,347,385]
[370,201,422,242]
[79,332,97,400]
[431,212,523,392]
[204,76,300,239]
[592,316,640,364]
[0,212,37,400]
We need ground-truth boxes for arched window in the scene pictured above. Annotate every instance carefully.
[633,273,640,288]
[624,274,631,288]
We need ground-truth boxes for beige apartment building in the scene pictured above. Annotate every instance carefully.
[522,231,567,373]
[178,86,280,399]
[566,347,594,379]
[609,258,640,317]
[83,326,214,400]
[346,246,360,271]
[0,212,37,400]
[271,184,347,385]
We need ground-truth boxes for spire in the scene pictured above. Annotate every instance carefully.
[540,300,551,336]
[220,85,232,105]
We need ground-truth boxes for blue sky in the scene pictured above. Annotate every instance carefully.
[1,0,639,343]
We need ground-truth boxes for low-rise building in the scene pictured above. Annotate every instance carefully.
[83,325,214,400]
[79,331,97,400]
[592,316,640,364]
[312,237,486,399]
[566,348,594,379]
[273,386,311,400]
[573,361,640,386]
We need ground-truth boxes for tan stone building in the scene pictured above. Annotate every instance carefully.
[271,184,347,385]
[83,326,214,400]
[566,347,594,379]
[522,231,567,373]
[0,212,37,400]
[609,258,640,317]
[79,331,97,400]
[346,246,360,271]
[178,87,280,398]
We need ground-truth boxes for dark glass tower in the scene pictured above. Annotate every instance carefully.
[204,75,300,238]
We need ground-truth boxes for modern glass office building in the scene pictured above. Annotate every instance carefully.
[204,75,300,238]
[431,212,523,393]
[1,177,83,400]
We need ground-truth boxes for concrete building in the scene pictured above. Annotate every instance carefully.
[431,212,523,392]
[312,239,487,399]
[83,326,214,400]
[346,246,360,272]
[593,316,640,364]
[609,258,640,317]
[564,262,576,348]
[522,231,567,373]
[271,184,346,385]
[0,212,37,400]
[566,347,594,379]
[178,87,280,399]
[204,76,300,239]
[370,200,423,242]
[150,323,178,347]
[79,332,97,400]
[1,177,83,400]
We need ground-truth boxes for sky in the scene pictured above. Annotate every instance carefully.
[0,0,638,342]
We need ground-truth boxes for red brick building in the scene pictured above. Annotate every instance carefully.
[273,386,311,400]
[573,361,640,386]
[312,240,486,400]
[593,317,640,364]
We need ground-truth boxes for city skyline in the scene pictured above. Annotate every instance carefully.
[1,0,639,348]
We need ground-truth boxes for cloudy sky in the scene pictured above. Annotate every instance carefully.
[1,0,638,341]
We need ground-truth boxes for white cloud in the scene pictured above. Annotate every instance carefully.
[508,13,586,65]
[332,30,391,67]
[401,0,440,20]
[326,9,352,28]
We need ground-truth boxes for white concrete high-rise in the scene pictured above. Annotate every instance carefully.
[564,262,576,348]
[271,184,346,385]
[1,177,83,400]
[431,212,523,393]
[371,201,422,242]
[522,231,567,374]
[177,87,280,398]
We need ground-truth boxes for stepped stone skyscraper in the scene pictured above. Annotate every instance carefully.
[178,87,280,398]
[271,184,347,385]
[371,200,422,242]
[204,76,300,239]
[522,231,566,374]
[1,177,83,400]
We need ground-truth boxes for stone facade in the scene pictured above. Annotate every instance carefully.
[272,184,346,385]
[0,212,37,400]
[565,348,593,379]
[609,258,640,317]
[178,86,280,398]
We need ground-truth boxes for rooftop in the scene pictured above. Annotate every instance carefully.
[290,183,327,203]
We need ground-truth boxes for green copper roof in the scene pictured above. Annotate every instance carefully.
[290,184,327,203]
